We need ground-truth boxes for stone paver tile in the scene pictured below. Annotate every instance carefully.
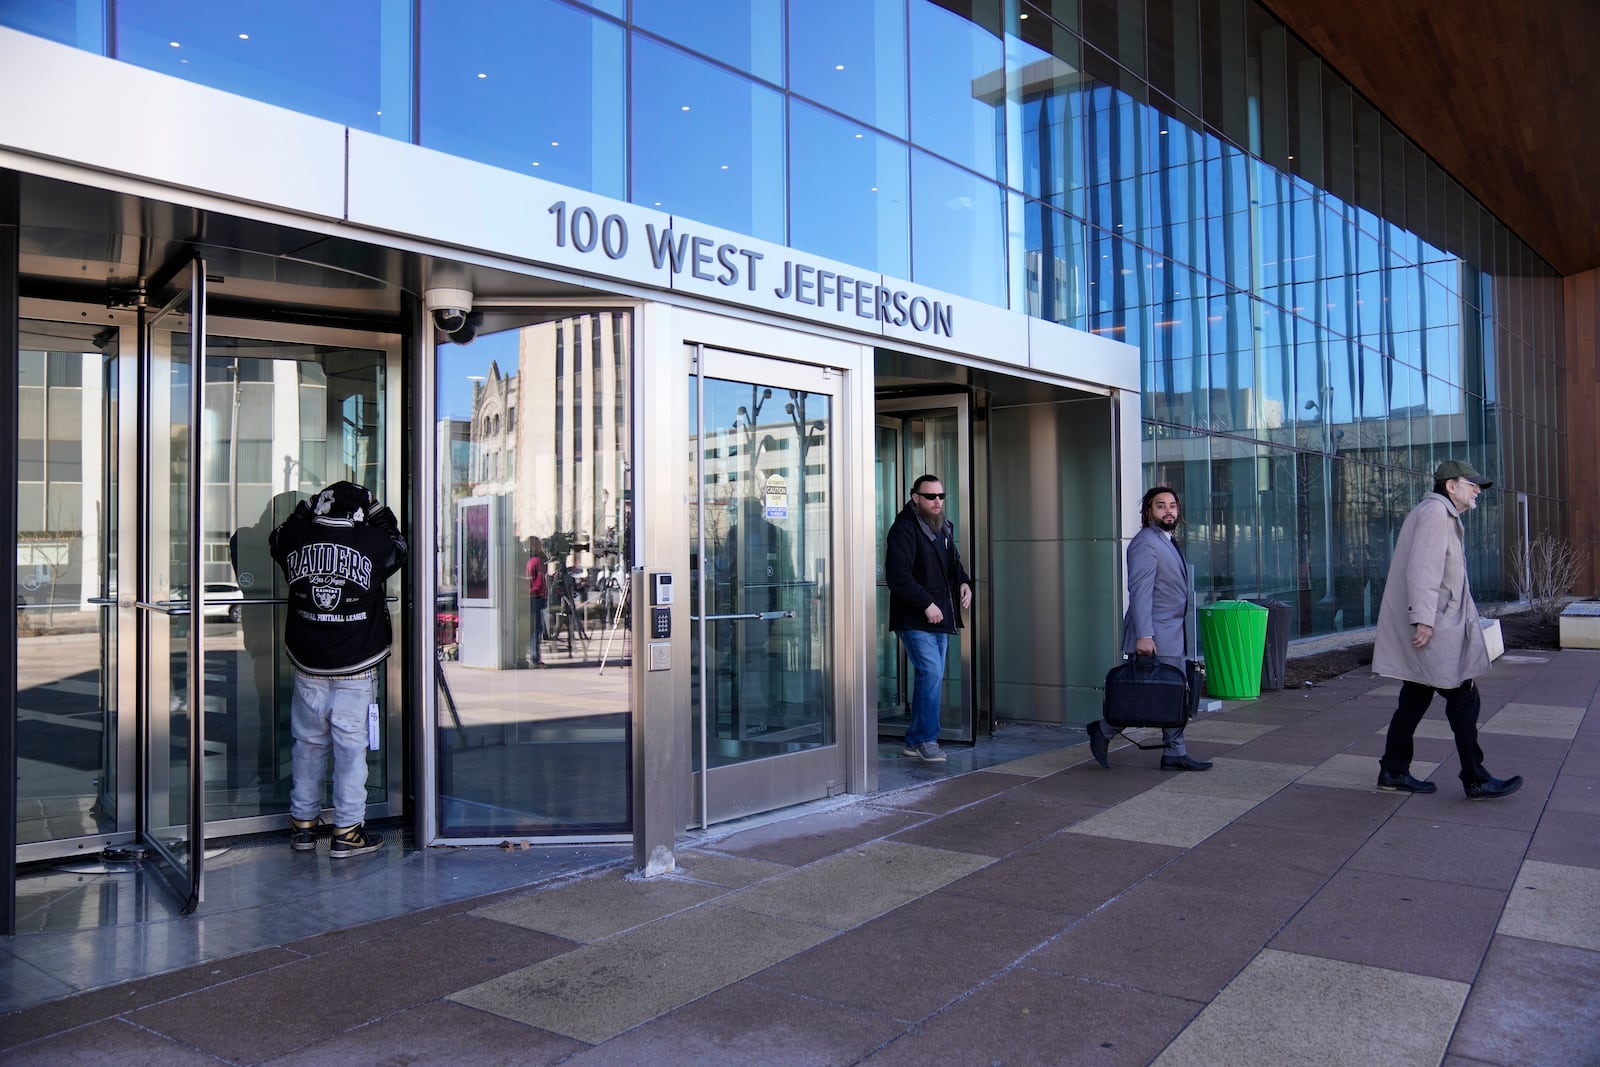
[1498,860,1600,950]
[890,790,1101,857]
[1368,682,1403,698]
[1236,783,1402,840]
[1150,756,1308,800]
[474,868,728,943]
[703,806,925,867]
[869,771,1022,813]
[721,840,990,929]
[1448,935,1600,1067]
[752,892,1064,1021]
[1270,869,1509,982]
[1528,810,1600,869]
[449,905,831,1044]
[984,746,1092,777]
[1177,719,1283,746]
[1154,949,1468,1067]
[1298,752,1435,791]
[129,915,573,1063]
[1481,702,1585,739]
[1146,822,1357,903]
[1548,775,1600,816]
[1028,881,1298,1003]
[1345,814,1530,890]
[668,851,790,889]
[1,1017,221,1067]
[1066,789,1258,848]
[262,999,584,1067]
[563,980,903,1066]
[859,968,1196,1067]
[940,833,1182,917]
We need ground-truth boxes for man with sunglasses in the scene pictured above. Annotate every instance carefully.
[885,475,972,762]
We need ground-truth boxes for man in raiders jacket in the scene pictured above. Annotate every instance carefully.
[270,481,407,858]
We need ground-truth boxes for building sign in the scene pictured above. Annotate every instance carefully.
[548,201,955,339]
[763,474,788,520]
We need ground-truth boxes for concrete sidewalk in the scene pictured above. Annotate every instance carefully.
[4,652,1599,1065]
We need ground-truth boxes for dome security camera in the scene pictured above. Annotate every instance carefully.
[424,287,474,335]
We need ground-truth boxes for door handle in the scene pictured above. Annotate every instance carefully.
[134,600,192,616]
[691,610,795,622]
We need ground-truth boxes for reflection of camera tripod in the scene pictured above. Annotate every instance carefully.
[598,579,631,675]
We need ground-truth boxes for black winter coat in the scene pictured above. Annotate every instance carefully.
[885,503,971,634]
[269,482,408,675]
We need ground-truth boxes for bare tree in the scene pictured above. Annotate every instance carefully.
[1511,531,1584,624]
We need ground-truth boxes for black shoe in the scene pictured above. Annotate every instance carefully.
[1377,771,1438,794]
[329,824,384,858]
[289,817,324,852]
[1465,775,1523,800]
[1161,754,1213,771]
[1086,721,1110,769]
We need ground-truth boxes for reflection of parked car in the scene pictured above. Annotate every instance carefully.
[202,582,243,622]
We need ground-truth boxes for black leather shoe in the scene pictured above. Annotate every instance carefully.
[1465,775,1523,800]
[1377,771,1438,794]
[1161,754,1213,771]
[1086,721,1110,769]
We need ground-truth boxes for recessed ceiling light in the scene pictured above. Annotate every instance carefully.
[531,161,540,167]
[550,141,559,147]
[834,64,844,70]
[238,33,249,40]
[169,40,180,47]
[720,164,729,170]
[477,72,487,79]
[854,133,863,139]
[681,105,691,111]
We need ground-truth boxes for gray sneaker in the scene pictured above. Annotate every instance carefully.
[913,741,947,763]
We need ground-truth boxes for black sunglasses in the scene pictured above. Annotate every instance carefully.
[915,492,946,500]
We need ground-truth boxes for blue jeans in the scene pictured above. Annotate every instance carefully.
[290,668,376,828]
[898,629,949,746]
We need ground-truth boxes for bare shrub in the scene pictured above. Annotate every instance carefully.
[1511,531,1585,624]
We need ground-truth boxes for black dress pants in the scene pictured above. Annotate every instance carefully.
[1380,679,1489,786]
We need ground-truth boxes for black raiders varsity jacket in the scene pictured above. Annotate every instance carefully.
[269,481,408,676]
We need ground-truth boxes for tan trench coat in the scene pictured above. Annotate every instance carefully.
[1372,492,1491,689]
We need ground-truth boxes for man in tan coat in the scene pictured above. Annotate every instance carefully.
[1372,460,1521,800]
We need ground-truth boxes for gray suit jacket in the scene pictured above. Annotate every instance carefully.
[1120,525,1191,666]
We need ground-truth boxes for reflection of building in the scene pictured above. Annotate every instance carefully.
[454,316,632,579]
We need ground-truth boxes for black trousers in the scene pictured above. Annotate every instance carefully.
[1380,679,1489,786]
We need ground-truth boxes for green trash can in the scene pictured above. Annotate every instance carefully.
[1198,601,1269,699]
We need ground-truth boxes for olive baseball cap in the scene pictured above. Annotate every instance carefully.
[1434,459,1492,489]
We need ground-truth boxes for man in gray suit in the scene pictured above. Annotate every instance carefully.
[1087,486,1211,771]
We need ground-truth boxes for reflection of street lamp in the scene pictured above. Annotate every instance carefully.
[1305,388,1337,605]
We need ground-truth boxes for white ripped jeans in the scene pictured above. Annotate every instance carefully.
[290,668,376,828]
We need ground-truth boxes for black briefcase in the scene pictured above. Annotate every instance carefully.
[1102,655,1199,730]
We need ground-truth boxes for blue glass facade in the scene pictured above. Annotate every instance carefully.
[3,0,1564,637]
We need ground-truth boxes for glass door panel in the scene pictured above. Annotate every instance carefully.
[201,332,396,827]
[141,264,204,911]
[14,318,121,846]
[874,399,973,743]
[689,348,840,826]
[431,312,634,839]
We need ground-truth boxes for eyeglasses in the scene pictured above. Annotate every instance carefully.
[915,492,946,500]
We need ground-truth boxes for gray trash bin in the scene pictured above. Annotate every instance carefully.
[1248,598,1292,689]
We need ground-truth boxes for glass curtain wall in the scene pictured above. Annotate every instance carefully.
[433,312,633,838]
[7,0,1565,638]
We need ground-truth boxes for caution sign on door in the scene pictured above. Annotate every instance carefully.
[763,474,788,520]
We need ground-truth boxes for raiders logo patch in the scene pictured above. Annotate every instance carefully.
[312,583,341,611]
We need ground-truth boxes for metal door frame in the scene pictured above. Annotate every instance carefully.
[874,394,976,743]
